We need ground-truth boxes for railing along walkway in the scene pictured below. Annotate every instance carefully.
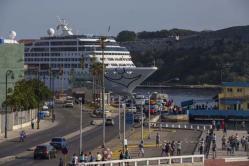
[150,122,212,131]
[79,155,204,166]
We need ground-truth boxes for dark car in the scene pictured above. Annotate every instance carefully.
[50,137,67,150]
[34,144,56,160]
[105,117,115,126]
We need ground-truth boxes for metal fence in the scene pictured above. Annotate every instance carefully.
[150,122,212,131]
[79,154,205,166]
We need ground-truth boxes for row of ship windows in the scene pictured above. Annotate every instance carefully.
[27,41,119,46]
[25,58,132,62]
[25,52,129,56]
[31,63,135,69]
[25,47,128,52]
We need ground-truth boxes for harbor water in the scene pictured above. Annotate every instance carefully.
[134,87,219,106]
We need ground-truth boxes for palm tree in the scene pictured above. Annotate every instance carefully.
[90,55,103,105]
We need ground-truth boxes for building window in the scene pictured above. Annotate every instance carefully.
[227,88,233,92]
[237,88,242,93]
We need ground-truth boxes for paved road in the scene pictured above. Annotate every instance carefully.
[3,105,121,166]
[0,104,92,163]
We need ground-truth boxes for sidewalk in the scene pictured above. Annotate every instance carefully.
[0,118,58,144]
[91,126,201,160]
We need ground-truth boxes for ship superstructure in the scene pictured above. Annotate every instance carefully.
[22,19,157,94]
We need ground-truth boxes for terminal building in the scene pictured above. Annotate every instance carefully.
[218,82,249,111]
[0,32,25,110]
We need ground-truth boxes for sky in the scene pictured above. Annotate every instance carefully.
[0,0,249,39]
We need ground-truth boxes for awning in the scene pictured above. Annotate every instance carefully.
[220,99,243,105]
[181,99,194,107]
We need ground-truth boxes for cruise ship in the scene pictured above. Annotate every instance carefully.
[22,19,157,94]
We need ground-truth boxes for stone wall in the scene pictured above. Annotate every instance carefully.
[0,109,37,134]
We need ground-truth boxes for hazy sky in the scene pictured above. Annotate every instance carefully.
[0,0,249,39]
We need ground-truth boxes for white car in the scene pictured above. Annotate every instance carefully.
[127,107,137,113]
[94,109,110,115]
[41,105,50,117]
[63,101,74,108]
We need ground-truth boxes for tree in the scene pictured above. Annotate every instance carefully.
[5,79,52,111]
[116,31,136,42]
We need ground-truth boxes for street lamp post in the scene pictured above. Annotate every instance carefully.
[100,36,106,146]
[37,69,40,129]
[141,105,144,142]
[148,93,151,139]
[123,103,126,152]
[79,97,83,153]
[118,96,121,139]
[5,70,14,138]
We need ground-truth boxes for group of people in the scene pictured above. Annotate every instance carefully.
[161,140,182,157]
[222,133,249,156]
[198,131,217,159]
[68,146,112,165]
[136,133,182,158]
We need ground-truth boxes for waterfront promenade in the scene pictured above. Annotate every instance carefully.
[92,127,201,160]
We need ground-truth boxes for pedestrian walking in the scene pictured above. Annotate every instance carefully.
[58,157,63,166]
[124,149,131,159]
[212,143,217,159]
[52,113,56,122]
[96,152,102,161]
[84,153,88,162]
[246,140,249,156]
[138,140,144,157]
[176,141,181,155]
[222,135,226,150]
[170,141,176,156]
[165,143,171,156]
[31,119,35,129]
[199,139,204,154]
[71,153,78,166]
[119,150,124,160]
[226,141,232,155]
[79,152,84,163]
[161,142,166,156]
[88,152,94,162]
[156,133,160,148]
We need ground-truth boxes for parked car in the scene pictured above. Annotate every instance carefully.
[63,101,74,108]
[105,117,115,126]
[34,144,56,160]
[94,109,110,115]
[41,105,50,117]
[50,137,67,150]
[134,113,146,123]
[127,107,137,113]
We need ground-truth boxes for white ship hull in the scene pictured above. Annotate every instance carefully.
[105,67,157,95]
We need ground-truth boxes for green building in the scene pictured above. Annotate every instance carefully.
[0,43,24,110]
